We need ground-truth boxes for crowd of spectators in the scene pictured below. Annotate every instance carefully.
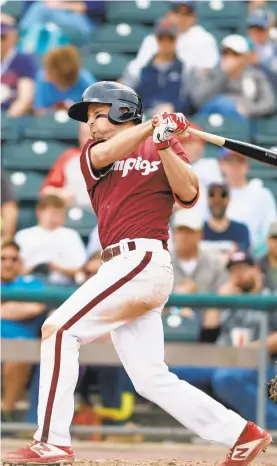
[1,0,277,435]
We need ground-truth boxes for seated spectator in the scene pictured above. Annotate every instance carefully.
[210,252,277,429]
[15,195,86,285]
[217,149,277,256]
[1,240,47,422]
[87,225,102,259]
[34,45,95,115]
[1,19,37,117]
[40,123,91,208]
[258,221,277,291]
[1,170,18,241]
[203,182,250,259]
[173,252,277,429]
[20,1,98,41]
[247,7,277,88]
[190,34,276,118]
[125,0,219,82]
[123,20,189,115]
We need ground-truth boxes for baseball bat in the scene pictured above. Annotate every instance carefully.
[188,127,277,167]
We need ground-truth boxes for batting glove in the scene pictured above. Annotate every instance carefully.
[162,112,190,136]
[152,113,177,150]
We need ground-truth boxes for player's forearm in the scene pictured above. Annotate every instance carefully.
[90,121,153,169]
[158,147,199,202]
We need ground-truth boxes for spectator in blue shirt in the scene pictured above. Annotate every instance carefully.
[1,20,37,117]
[203,183,250,261]
[20,1,99,41]
[122,20,189,116]
[1,240,47,422]
[247,7,277,88]
[34,45,95,115]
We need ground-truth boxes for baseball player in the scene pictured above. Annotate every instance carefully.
[3,82,272,466]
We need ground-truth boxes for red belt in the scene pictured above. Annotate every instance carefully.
[101,240,167,263]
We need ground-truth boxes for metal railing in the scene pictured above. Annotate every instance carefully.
[1,288,276,434]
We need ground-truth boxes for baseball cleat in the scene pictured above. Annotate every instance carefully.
[1,440,75,465]
[219,421,272,465]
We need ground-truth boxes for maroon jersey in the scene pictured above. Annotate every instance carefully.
[80,136,199,249]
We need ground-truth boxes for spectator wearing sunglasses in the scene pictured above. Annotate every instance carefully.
[258,221,277,292]
[1,240,47,423]
[247,8,277,88]
[202,182,250,261]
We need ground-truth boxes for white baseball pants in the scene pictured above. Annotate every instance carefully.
[34,239,246,447]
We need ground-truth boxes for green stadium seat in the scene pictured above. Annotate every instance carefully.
[8,171,44,202]
[194,114,250,142]
[2,140,71,172]
[1,0,23,20]
[196,1,247,30]
[23,112,79,140]
[204,142,221,159]
[1,112,20,141]
[82,53,130,81]
[107,1,170,24]
[162,313,200,342]
[18,206,37,230]
[253,117,277,146]
[89,23,151,53]
[65,207,97,237]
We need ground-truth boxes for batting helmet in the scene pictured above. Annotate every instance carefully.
[68,81,143,125]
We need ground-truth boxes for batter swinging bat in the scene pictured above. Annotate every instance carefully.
[187,127,277,167]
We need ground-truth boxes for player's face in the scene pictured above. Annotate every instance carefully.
[87,103,118,141]
[208,187,229,219]
[37,206,66,230]
[1,245,21,281]
[267,235,277,259]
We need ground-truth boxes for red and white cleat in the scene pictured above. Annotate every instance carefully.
[220,421,273,465]
[2,440,75,465]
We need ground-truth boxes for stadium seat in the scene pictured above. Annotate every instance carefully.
[107,1,170,24]
[1,112,20,141]
[8,171,44,202]
[203,142,221,159]
[196,1,247,30]
[162,313,200,342]
[194,114,250,142]
[23,112,79,140]
[17,206,37,230]
[65,207,97,237]
[2,140,71,172]
[89,23,151,53]
[253,117,277,146]
[82,53,130,81]
[1,0,23,20]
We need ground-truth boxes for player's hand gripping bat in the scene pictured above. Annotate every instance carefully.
[187,127,277,167]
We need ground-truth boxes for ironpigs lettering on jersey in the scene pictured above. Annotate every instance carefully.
[113,158,161,177]
[80,136,199,249]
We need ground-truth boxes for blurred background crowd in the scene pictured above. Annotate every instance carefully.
[1,0,277,440]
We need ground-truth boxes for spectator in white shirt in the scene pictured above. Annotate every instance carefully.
[213,149,277,257]
[15,195,86,285]
[123,0,219,82]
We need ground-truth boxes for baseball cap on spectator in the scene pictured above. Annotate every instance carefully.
[170,1,196,13]
[154,19,178,38]
[208,182,229,196]
[247,8,270,29]
[268,221,277,237]
[221,35,250,55]
[219,148,247,162]
[173,208,203,231]
[227,251,255,269]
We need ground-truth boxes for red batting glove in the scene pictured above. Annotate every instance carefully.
[162,112,190,135]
